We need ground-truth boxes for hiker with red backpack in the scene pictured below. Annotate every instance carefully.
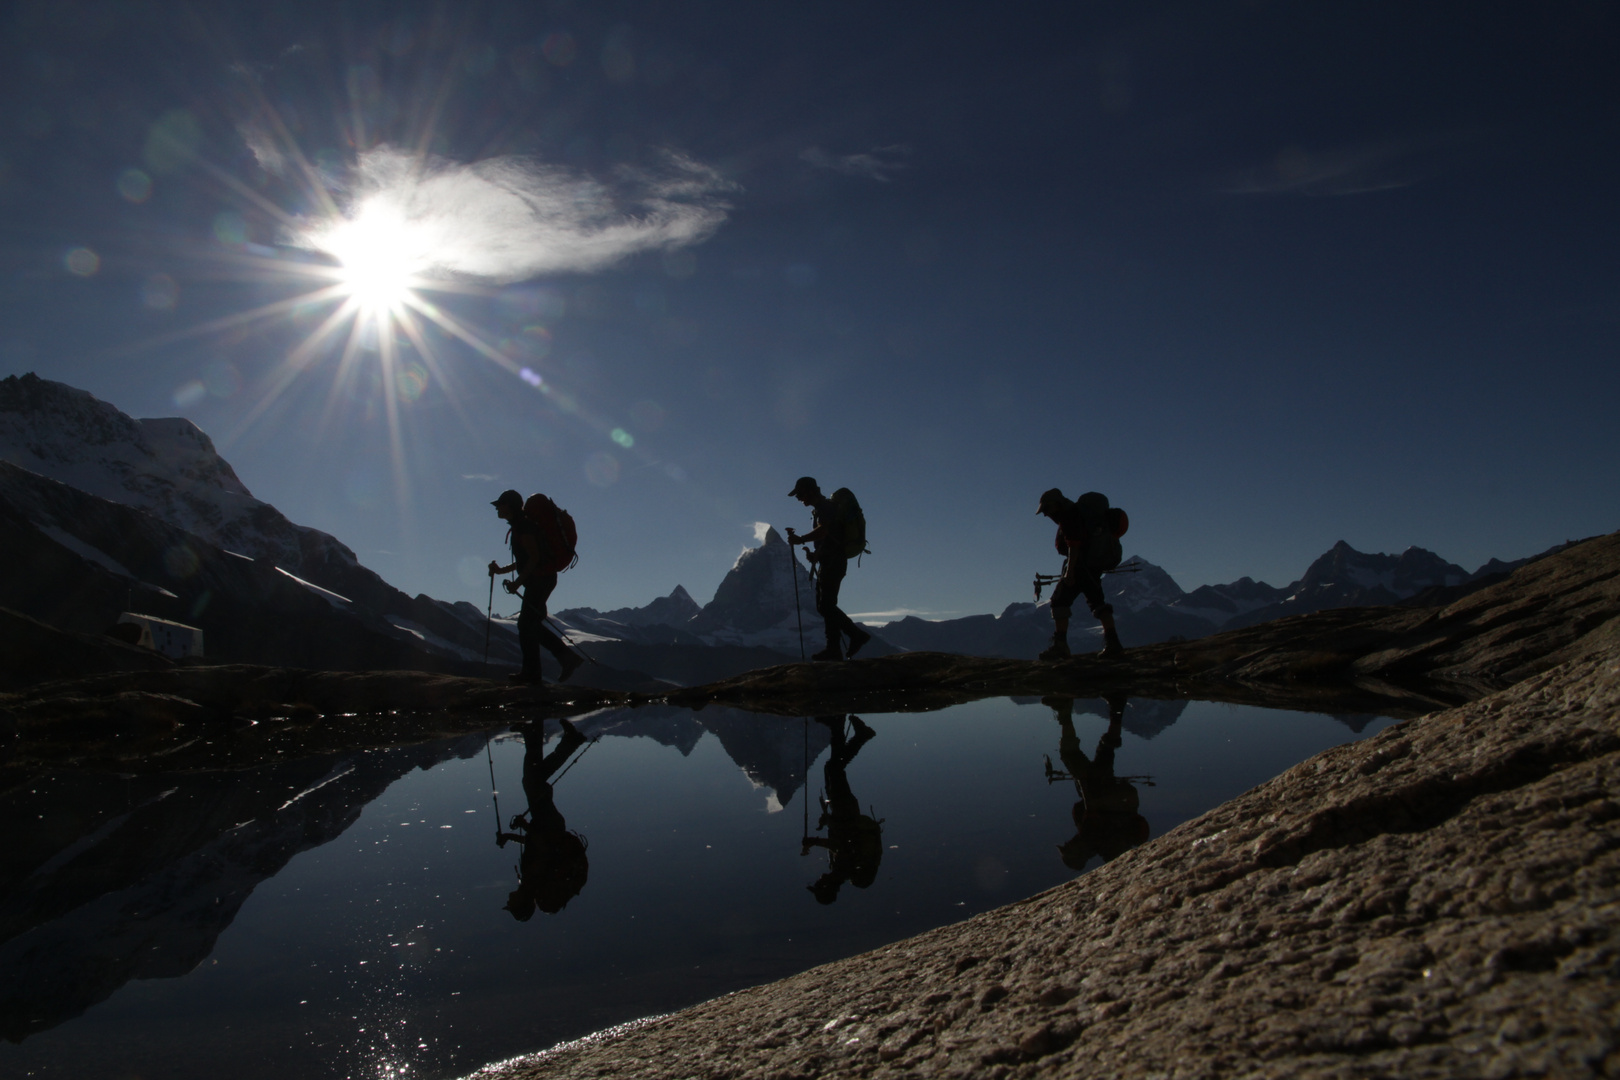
[1036,487,1127,660]
[489,488,583,683]
[785,476,872,662]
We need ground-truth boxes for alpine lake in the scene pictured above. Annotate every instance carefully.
[2,696,1399,1080]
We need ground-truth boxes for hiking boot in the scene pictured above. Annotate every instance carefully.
[845,628,872,660]
[557,651,584,682]
[1099,628,1125,660]
[849,716,876,743]
[812,646,843,662]
[1038,638,1071,661]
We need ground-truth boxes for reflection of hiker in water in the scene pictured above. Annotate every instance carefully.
[496,719,589,919]
[1045,695,1150,872]
[801,715,882,904]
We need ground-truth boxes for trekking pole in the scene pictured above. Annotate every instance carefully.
[484,572,496,665]
[545,617,597,666]
[487,737,504,842]
[789,544,806,661]
[551,731,598,785]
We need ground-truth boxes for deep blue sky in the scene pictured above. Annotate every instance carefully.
[3,0,1617,619]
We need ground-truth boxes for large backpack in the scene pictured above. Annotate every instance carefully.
[523,493,579,573]
[1054,491,1127,572]
[829,487,869,561]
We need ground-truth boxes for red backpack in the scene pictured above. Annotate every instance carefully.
[523,493,579,573]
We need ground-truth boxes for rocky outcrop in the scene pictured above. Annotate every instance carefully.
[465,634,1620,1079]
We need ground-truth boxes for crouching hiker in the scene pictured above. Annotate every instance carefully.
[1036,487,1125,661]
[489,488,583,683]
[785,476,872,662]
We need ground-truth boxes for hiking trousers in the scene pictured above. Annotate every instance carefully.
[1051,556,1110,621]
[518,572,571,675]
[815,554,861,649]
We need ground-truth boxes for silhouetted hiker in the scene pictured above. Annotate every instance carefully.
[490,489,582,684]
[1035,488,1124,660]
[497,718,590,919]
[802,714,882,903]
[785,477,871,662]
[1044,695,1149,872]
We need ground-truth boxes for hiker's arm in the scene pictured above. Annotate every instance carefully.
[512,532,544,586]
[787,523,827,545]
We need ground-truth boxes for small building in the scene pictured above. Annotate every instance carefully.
[117,612,205,659]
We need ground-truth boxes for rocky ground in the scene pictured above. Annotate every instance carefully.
[469,647,1620,1080]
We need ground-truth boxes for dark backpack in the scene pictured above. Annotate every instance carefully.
[523,493,579,573]
[829,487,869,561]
[1054,492,1126,572]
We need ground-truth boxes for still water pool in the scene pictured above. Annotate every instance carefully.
[1,696,1394,1079]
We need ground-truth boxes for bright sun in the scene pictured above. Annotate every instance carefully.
[314,200,430,313]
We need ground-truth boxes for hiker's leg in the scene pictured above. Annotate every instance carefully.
[1044,568,1079,659]
[523,572,577,670]
[815,557,848,657]
[516,595,543,675]
[1085,583,1124,657]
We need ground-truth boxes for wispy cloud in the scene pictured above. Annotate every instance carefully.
[1222,141,1419,197]
[462,473,498,482]
[288,144,738,283]
[799,144,910,182]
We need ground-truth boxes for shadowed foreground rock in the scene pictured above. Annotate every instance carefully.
[467,650,1620,1079]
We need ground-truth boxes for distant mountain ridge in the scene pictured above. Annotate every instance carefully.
[0,373,1567,672]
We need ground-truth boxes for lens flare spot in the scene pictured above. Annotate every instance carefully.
[213,211,248,246]
[610,428,635,448]
[64,248,100,276]
[164,544,200,578]
[519,367,543,388]
[396,363,429,402]
[117,168,152,203]
[143,109,201,173]
[584,451,620,487]
[542,32,578,66]
[172,380,206,407]
[142,273,179,310]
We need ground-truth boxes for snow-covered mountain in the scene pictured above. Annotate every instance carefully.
[0,373,519,670]
[1224,541,1472,629]
[1167,577,1289,628]
[559,528,900,659]
[1,373,342,572]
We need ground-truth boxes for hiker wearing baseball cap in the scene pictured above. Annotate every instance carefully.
[490,489,582,683]
[785,476,872,662]
[1036,487,1125,660]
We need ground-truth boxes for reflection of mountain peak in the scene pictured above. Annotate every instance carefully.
[699,708,831,808]
[582,705,832,807]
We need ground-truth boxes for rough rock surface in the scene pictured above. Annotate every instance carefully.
[470,648,1620,1080]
